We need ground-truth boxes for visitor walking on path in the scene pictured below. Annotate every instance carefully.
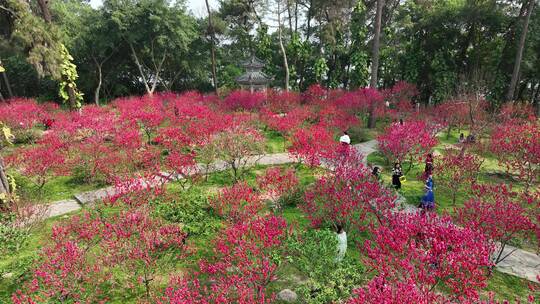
[392,162,403,190]
[339,131,351,145]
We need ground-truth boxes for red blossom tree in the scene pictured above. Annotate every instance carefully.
[210,182,263,223]
[12,207,187,302]
[456,184,535,264]
[266,90,301,113]
[288,123,337,167]
[377,120,438,173]
[222,90,266,111]
[498,102,537,123]
[383,81,419,117]
[435,148,484,205]
[302,84,327,104]
[359,212,492,302]
[256,167,298,210]
[302,150,396,231]
[347,276,444,304]
[259,106,312,135]
[11,239,111,304]
[317,104,360,132]
[113,95,166,142]
[208,126,266,182]
[7,134,67,190]
[160,214,289,304]
[334,87,385,118]
[491,120,540,192]
[431,100,470,139]
[0,98,48,130]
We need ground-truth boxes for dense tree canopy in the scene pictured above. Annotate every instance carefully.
[0,0,539,108]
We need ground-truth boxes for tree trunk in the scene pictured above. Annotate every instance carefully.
[506,0,535,101]
[533,82,540,116]
[205,0,218,95]
[370,0,384,89]
[286,0,293,40]
[128,42,152,95]
[36,0,52,23]
[0,157,10,200]
[94,61,102,106]
[67,85,77,110]
[305,0,313,41]
[0,60,13,98]
[294,1,298,34]
[368,0,384,128]
[277,1,290,91]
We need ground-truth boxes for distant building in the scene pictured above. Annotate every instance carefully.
[236,56,272,92]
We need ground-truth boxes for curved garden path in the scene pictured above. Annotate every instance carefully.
[42,139,539,283]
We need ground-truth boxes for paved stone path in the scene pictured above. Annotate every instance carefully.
[497,245,540,282]
[40,139,539,283]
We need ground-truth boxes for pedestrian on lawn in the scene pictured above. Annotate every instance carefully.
[392,162,403,190]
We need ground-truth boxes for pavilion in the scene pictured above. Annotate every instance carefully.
[236,56,272,92]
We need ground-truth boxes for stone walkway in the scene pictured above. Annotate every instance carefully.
[40,139,539,283]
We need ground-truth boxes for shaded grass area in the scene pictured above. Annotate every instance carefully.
[11,172,103,204]
[347,126,377,144]
[485,271,538,302]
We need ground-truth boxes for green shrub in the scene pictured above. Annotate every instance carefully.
[278,186,305,208]
[286,229,365,303]
[70,164,107,186]
[12,129,43,145]
[153,188,221,236]
[0,212,30,255]
[347,125,371,143]
[297,260,365,304]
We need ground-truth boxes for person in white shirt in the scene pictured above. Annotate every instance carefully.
[335,224,347,262]
[339,131,351,145]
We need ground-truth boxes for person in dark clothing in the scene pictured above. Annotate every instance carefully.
[458,133,465,143]
[372,166,381,181]
[424,153,433,178]
[392,162,403,190]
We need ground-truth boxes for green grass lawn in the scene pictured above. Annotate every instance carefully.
[11,172,104,204]
[264,129,287,153]
[0,212,76,300]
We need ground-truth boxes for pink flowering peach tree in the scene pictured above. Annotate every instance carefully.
[377,120,438,173]
[434,148,484,205]
[491,120,540,192]
[456,184,535,265]
[356,212,492,303]
[256,167,299,211]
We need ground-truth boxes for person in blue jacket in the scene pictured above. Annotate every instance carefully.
[419,174,435,211]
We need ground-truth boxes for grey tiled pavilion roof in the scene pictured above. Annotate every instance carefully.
[240,56,266,69]
[236,55,272,85]
[236,70,272,85]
